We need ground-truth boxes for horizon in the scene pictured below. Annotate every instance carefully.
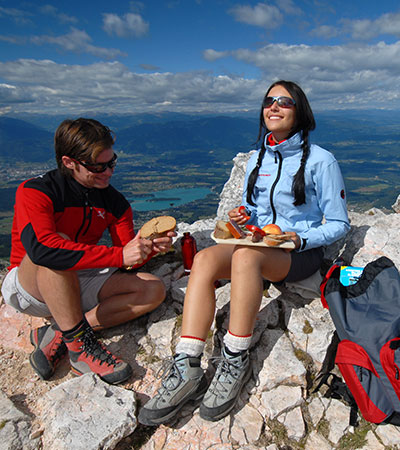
[1,1,400,115]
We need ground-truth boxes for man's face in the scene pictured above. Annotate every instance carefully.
[66,148,116,189]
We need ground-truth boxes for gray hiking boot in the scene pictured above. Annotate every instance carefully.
[199,346,252,421]
[138,353,208,426]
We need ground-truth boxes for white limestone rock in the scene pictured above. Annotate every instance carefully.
[38,374,136,450]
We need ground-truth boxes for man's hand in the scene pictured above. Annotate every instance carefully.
[122,230,153,267]
[152,231,176,254]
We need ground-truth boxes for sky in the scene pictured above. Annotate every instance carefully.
[1,0,400,116]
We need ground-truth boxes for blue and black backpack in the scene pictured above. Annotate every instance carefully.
[316,256,400,426]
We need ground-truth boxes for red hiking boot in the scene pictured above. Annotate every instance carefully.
[63,326,132,385]
[29,324,68,380]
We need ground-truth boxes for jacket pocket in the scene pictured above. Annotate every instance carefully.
[335,339,390,424]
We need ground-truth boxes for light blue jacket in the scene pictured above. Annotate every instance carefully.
[242,132,350,252]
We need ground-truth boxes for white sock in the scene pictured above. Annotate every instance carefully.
[223,330,252,354]
[175,336,205,357]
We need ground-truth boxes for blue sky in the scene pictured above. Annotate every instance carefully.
[1,0,400,115]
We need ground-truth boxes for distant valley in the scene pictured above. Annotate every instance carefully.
[0,110,399,262]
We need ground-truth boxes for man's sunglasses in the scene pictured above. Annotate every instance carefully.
[72,153,118,173]
[263,96,296,108]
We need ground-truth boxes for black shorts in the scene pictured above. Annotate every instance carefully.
[280,247,324,283]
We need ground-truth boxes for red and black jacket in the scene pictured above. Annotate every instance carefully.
[8,169,145,271]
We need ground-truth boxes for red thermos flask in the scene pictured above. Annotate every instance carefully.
[181,232,197,274]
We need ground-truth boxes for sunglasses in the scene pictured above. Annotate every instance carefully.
[263,96,296,108]
[72,153,118,173]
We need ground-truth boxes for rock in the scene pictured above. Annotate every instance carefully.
[2,150,400,449]
[392,194,400,213]
[0,303,46,353]
[0,390,39,450]
[37,374,137,450]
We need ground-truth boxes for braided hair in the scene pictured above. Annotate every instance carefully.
[246,80,316,206]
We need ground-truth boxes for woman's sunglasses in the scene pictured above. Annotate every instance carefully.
[263,96,296,109]
[72,153,118,173]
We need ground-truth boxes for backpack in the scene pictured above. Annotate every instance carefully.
[316,256,400,427]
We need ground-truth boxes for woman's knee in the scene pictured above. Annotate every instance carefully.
[190,246,230,278]
[231,246,261,269]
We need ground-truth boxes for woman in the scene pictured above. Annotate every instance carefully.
[139,80,350,425]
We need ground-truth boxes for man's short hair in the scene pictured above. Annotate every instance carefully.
[55,118,115,176]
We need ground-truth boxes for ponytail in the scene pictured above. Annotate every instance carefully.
[246,138,266,206]
[291,131,310,206]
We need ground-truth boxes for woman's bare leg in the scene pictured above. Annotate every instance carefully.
[181,244,234,340]
[229,246,291,336]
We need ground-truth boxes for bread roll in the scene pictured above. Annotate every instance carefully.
[140,216,176,240]
[214,220,233,239]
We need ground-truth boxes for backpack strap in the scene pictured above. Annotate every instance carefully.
[320,263,341,308]
[313,332,359,427]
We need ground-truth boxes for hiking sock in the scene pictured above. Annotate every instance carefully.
[223,330,252,354]
[175,335,206,357]
[61,317,90,339]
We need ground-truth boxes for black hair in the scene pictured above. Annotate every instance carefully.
[246,80,316,206]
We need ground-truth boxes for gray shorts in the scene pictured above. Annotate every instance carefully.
[1,266,118,318]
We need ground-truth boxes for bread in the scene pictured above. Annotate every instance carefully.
[140,216,176,240]
[214,220,233,239]
[226,219,246,239]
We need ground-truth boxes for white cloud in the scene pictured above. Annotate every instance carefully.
[343,12,400,40]
[0,83,34,108]
[2,38,400,115]
[31,28,126,59]
[311,12,400,41]
[229,3,283,29]
[39,5,78,24]
[311,25,339,39]
[0,59,261,114]
[102,13,149,38]
[277,0,303,16]
[228,40,400,108]
[203,49,229,62]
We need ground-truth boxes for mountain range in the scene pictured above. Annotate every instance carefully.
[1,110,400,210]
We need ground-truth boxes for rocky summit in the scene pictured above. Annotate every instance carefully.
[1,151,400,450]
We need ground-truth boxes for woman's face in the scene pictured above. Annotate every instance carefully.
[263,85,296,142]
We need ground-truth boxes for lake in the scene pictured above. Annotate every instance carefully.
[130,187,213,211]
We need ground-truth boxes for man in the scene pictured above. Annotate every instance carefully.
[1,118,175,385]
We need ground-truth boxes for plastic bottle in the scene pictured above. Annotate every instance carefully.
[181,232,197,275]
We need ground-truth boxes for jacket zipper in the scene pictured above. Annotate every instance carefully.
[270,150,283,224]
[74,192,92,241]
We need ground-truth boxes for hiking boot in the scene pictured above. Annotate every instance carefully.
[29,324,67,380]
[64,327,132,385]
[199,347,252,421]
[138,353,208,426]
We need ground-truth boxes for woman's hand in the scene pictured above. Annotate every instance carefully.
[283,231,301,252]
[228,206,250,225]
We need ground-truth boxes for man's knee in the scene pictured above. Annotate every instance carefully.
[142,275,166,305]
